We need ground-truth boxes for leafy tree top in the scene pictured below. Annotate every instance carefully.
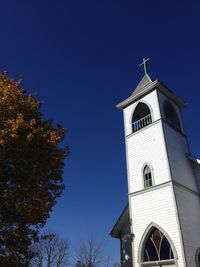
[0,72,69,266]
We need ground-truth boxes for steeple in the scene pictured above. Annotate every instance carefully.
[111,60,200,267]
[116,58,186,110]
[132,57,153,94]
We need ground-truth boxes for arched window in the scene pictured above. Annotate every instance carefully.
[143,165,153,188]
[163,101,181,131]
[142,227,175,264]
[132,102,152,133]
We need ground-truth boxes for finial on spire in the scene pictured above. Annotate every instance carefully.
[139,57,150,76]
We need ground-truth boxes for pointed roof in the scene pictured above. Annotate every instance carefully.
[132,74,152,96]
[116,75,186,110]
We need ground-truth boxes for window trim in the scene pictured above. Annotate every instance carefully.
[138,222,178,267]
[130,100,154,133]
[142,163,154,189]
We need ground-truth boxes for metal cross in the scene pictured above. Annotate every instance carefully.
[139,57,150,75]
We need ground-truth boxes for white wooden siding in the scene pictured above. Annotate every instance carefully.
[126,121,171,193]
[121,86,199,267]
[174,184,200,267]
[163,123,197,191]
[130,185,185,267]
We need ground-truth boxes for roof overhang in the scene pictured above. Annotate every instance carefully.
[186,154,200,165]
[116,80,186,110]
[110,204,129,239]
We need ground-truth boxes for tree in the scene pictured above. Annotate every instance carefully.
[31,231,70,267]
[74,237,111,267]
[0,72,68,266]
[75,261,85,267]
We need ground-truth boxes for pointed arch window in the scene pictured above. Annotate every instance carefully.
[143,227,174,263]
[132,102,152,133]
[143,165,153,188]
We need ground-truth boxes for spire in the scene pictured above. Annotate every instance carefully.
[132,58,153,96]
[116,58,186,110]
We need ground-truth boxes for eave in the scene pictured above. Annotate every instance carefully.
[116,80,186,110]
[110,204,129,239]
[186,154,200,165]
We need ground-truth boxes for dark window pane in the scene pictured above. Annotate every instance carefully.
[143,228,174,262]
[144,165,153,188]
[170,248,174,260]
[145,238,158,261]
[160,236,171,260]
[144,250,149,262]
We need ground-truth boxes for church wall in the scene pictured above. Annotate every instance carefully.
[163,123,198,192]
[120,84,198,267]
[126,121,171,193]
[130,184,185,267]
[174,184,200,267]
[193,164,200,191]
[123,90,161,137]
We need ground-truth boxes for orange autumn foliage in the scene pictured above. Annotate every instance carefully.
[0,72,68,266]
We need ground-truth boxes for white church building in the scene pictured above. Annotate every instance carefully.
[110,59,200,267]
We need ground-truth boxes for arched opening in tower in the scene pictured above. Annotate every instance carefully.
[163,101,181,131]
[132,102,152,132]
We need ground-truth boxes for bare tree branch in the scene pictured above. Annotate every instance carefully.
[31,230,70,267]
[74,237,111,267]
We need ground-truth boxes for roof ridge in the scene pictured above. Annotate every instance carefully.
[132,74,153,95]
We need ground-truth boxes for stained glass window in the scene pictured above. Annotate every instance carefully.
[143,227,174,262]
[143,165,153,188]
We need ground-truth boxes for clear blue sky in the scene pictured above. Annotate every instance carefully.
[1,0,200,263]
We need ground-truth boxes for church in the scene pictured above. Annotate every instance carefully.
[110,59,200,267]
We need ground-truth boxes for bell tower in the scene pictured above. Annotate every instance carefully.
[111,59,200,267]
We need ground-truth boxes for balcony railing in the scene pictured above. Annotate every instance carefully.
[132,114,152,133]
